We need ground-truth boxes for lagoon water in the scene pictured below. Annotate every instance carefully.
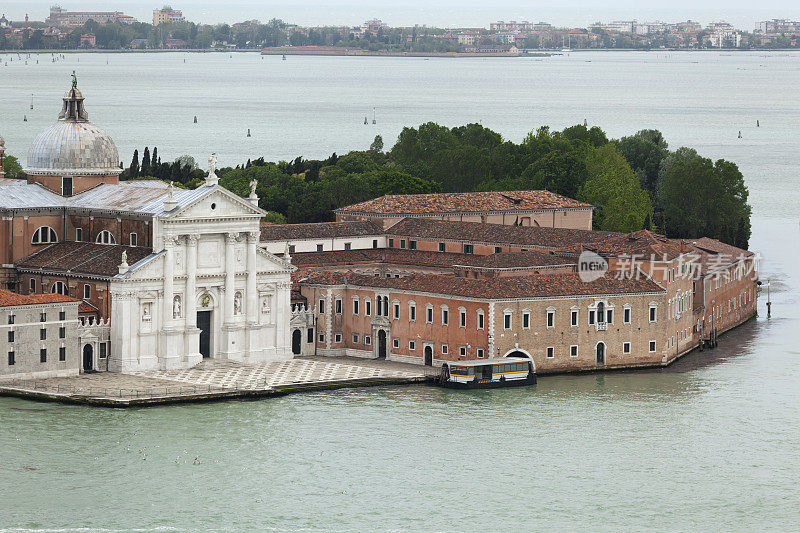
[1,52,799,531]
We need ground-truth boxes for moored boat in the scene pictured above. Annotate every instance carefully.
[437,357,536,389]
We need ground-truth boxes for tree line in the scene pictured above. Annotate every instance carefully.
[110,122,752,249]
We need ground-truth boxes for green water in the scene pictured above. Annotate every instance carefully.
[1,51,799,531]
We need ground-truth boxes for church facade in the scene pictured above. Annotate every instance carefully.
[0,78,294,375]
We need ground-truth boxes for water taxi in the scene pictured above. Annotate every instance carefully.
[438,357,536,389]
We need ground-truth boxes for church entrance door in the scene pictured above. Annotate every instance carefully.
[292,329,302,355]
[198,311,212,358]
[82,344,93,372]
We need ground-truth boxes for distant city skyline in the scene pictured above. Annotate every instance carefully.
[1,1,798,30]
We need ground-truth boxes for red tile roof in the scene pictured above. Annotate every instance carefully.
[684,238,755,277]
[298,271,664,300]
[576,230,686,261]
[335,190,592,215]
[260,220,383,241]
[387,218,616,250]
[16,242,154,278]
[0,289,79,308]
[452,250,576,270]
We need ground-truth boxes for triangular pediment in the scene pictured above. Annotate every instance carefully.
[116,251,165,280]
[170,186,265,220]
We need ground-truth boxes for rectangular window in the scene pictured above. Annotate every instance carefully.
[335,299,342,315]
[7,330,13,342]
[459,311,466,328]
[130,233,138,246]
[59,346,66,361]
[59,311,66,321]
[607,309,613,324]
[400,240,406,249]
[393,303,400,319]
[307,328,314,343]
[409,305,416,321]
[334,333,342,343]
[7,314,14,325]
[623,342,631,354]
[316,244,324,252]
[344,242,352,251]
[477,348,484,358]
[30,279,36,292]
[426,307,433,323]
[317,333,326,344]
[504,313,511,329]
[59,326,66,339]
[40,328,47,340]
[649,341,656,352]
[388,238,395,248]
[571,310,578,327]
[372,239,378,249]
[570,345,578,357]
[8,351,14,365]
[546,347,554,358]
[588,310,595,325]
[289,245,296,254]
[438,242,445,252]
[624,308,631,324]
[318,299,325,313]
[409,240,417,250]
[353,299,359,315]
[477,312,484,330]
[649,306,657,322]
[75,228,83,241]
[63,176,73,196]
[441,344,448,355]
[365,300,371,316]
[442,309,449,325]
[409,340,416,350]
[352,333,359,343]
[100,343,107,358]
[392,338,399,349]
[40,349,47,363]
[545,311,552,328]
[463,244,474,254]
[494,246,502,254]
[83,284,91,299]
[364,335,371,345]
[459,346,467,357]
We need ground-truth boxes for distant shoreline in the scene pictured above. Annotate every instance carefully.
[3,47,799,56]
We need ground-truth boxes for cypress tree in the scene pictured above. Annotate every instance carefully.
[129,149,139,178]
[151,147,158,168]
[141,147,151,176]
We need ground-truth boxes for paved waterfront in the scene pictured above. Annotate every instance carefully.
[0,357,431,405]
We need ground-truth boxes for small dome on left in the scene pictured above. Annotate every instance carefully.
[24,81,121,177]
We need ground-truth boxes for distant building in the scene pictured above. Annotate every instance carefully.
[756,19,800,34]
[153,6,185,26]
[0,14,10,29]
[457,31,479,45]
[80,34,96,47]
[490,21,534,32]
[46,6,136,28]
[706,21,741,48]
[164,38,186,49]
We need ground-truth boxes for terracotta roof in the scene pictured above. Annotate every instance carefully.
[453,250,576,270]
[298,271,665,300]
[0,289,79,307]
[684,238,754,277]
[576,230,686,261]
[387,218,616,250]
[291,248,462,269]
[335,190,592,215]
[260,220,383,241]
[16,242,154,277]
[78,301,99,314]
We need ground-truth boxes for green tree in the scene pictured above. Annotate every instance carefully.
[3,155,22,180]
[657,151,751,247]
[141,146,151,176]
[128,149,139,178]
[615,129,668,198]
[369,135,384,153]
[580,144,652,232]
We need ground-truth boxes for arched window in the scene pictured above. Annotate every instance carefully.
[32,226,58,244]
[51,281,68,295]
[96,230,116,245]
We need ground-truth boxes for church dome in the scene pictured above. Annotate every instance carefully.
[24,79,121,177]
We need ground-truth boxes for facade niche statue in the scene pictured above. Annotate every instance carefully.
[173,295,182,319]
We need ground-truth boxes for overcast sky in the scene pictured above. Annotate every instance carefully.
[2,1,798,30]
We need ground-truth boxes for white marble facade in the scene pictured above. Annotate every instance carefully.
[109,182,295,373]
